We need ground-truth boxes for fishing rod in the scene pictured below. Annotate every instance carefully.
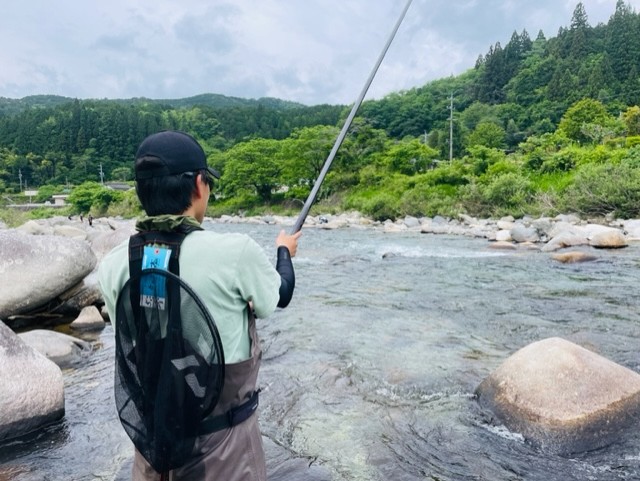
[290,0,414,234]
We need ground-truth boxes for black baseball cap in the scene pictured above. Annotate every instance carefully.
[134,130,220,180]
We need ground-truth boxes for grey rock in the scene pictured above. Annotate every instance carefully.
[0,321,64,441]
[18,328,91,367]
[70,305,105,331]
[530,217,554,237]
[623,219,640,240]
[0,231,97,319]
[403,215,420,228]
[89,225,134,263]
[56,271,103,314]
[589,230,628,249]
[476,337,640,454]
[53,224,88,240]
[541,233,589,252]
[554,214,581,223]
[15,220,54,236]
[510,225,540,243]
[548,221,584,239]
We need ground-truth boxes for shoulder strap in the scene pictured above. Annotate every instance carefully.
[128,230,189,278]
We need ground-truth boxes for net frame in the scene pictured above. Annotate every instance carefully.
[114,267,225,473]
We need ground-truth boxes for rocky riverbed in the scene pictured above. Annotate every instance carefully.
[1,210,639,456]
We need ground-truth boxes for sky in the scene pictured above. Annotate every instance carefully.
[1,0,639,106]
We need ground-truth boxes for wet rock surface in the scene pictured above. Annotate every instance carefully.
[476,337,640,454]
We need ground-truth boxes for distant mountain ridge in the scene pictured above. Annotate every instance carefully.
[0,93,306,116]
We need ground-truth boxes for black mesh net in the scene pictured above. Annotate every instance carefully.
[114,268,225,473]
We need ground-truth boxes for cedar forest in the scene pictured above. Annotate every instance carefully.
[2,1,640,222]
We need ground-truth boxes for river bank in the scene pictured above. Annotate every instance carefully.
[210,210,640,250]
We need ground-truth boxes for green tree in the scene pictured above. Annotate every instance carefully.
[68,181,123,213]
[280,125,342,199]
[467,122,506,149]
[557,98,614,143]
[110,166,133,181]
[222,138,283,202]
[546,66,578,103]
[383,138,438,175]
[34,184,63,203]
[623,106,640,135]
[606,0,639,81]
[569,2,590,58]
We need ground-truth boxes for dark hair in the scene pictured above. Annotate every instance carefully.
[136,169,210,216]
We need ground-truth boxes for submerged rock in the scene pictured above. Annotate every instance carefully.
[551,251,597,264]
[487,241,517,250]
[476,337,640,454]
[18,328,91,367]
[0,321,64,441]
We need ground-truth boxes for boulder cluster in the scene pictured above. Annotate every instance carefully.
[0,215,134,442]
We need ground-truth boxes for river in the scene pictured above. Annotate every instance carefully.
[2,222,640,480]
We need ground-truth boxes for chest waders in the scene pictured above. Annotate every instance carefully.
[114,227,261,479]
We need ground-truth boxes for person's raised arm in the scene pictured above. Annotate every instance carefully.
[275,230,301,308]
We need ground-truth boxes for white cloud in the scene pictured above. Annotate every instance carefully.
[0,0,638,104]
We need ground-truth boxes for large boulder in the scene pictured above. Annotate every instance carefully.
[588,229,628,249]
[623,219,640,240]
[55,271,103,314]
[14,220,54,236]
[0,231,97,319]
[476,337,640,454]
[541,233,589,252]
[89,224,134,262]
[510,224,540,243]
[0,321,65,441]
[52,224,88,241]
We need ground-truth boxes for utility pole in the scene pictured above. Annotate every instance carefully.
[448,93,454,162]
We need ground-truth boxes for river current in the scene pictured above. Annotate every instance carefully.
[2,222,640,480]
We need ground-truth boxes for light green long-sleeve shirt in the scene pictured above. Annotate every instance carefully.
[98,230,281,363]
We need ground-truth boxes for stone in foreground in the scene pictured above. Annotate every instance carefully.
[476,337,640,454]
[0,321,65,441]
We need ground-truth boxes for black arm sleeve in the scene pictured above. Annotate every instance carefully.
[276,246,295,308]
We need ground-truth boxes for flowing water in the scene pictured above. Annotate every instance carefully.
[2,222,640,480]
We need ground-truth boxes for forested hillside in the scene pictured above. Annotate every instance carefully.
[359,1,640,156]
[3,1,640,223]
[0,99,344,188]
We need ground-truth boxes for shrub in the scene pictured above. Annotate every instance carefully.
[106,189,142,218]
[399,184,460,217]
[460,173,534,218]
[541,147,579,173]
[359,192,400,221]
[560,163,640,218]
[421,160,470,186]
[29,207,69,219]
[0,208,29,227]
